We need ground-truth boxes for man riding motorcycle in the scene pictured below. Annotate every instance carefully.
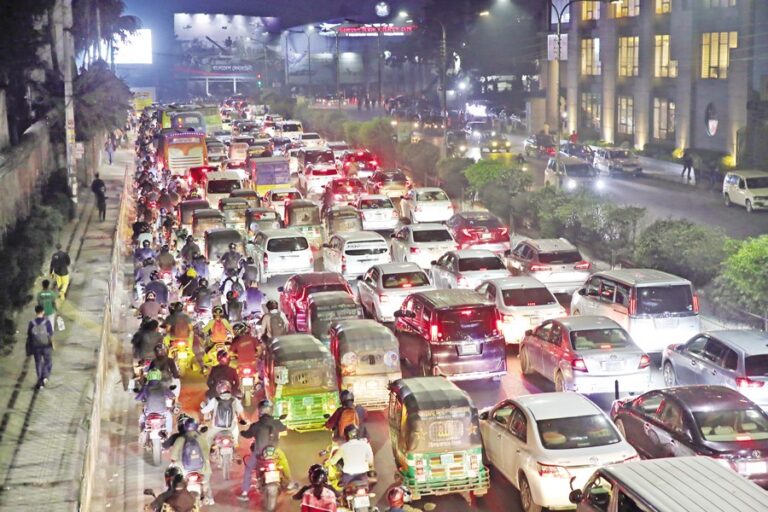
[219,242,243,274]
[138,291,163,320]
[205,349,240,400]
[224,290,244,323]
[325,390,368,441]
[180,236,201,263]
[145,272,170,306]
[131,318,163,365]
[150,344,181,397]
[135,258,160,300]
[260,300,289,343]
[147,468,197,512]
[163,302,194,345]
[329,425,374,487]
[203,306,233,345]
[136,368,174,435]
[170,417,214,506]
[134,239,156,266]
[200,381,246,446]
[157,244,177,274]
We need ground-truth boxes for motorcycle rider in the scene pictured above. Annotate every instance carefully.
[220,268,246,302]
[260,300,289,343]
[329,425,374,487]
[136,368,174,435]
[224,290,244,323]
[178,267,199,298]
[180,235,201,263]
[241,257,259,287]
[138,291,163,320]
[148,468,197,512]
[170,417,214,505]
[219,242,243,274]
[190,254,209,280]
[293,466,338,512]
[230,323,261,373]
[131,318,163,364]
[150,344,181,396]
[385,486,410,512]
[134,239,156,266]
[325,390,368,441]
[205,349,240,400]
[200,381,246,446]
[145,271,170,306]
[242,279,265,320]
[203,306,233,345]
[191,278,213,314]
[238,399,297,501]
[135,258,159,300]
[157,244,177,274]
[163,302,193,346]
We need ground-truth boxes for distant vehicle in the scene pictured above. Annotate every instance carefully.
[505,237,591,295]
[593,147,643,177]
[248,228,314,283]
[399,187,454,224]
[326,141,350,161]
[354,194,399,231]
[430,249,511,290]
[445,211,510,253]
[523,134,557,158]
[366,169,410,198]
[723,170,768,212]
[340,149,379,179]
[323,231,391,279]
[299,132,325,148]
[559,142,594,160]
[544,156,605,192]
[390,223,457,269]
[357,262,434,322]
[481,134,512,153]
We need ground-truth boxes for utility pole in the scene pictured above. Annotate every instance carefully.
[307,30,312,98]
[336,31,341,110]
[439,21,447,158]
[95,3,102,60]
[61,0,78,206]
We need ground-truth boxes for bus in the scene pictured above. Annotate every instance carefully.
[158,104,222,134]
[157,132,208,176]
[170,111,205,133]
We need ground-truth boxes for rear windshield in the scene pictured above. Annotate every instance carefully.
[413,229,453,243]
[745,355,768,378]
[438,307,496,340]
[288,207,320,226]
[636,285,694,315]
[207,180,241,194]
[503,287,558,307]
[332,179,364,191]
[693,409,768,442]
[282,124,301,132]
[306,151,335,164]
[304,284,349,298]
[609,150,632,159]
[458,256,505,272]
[538,250,582,264]
[565,164,596,177]
[311,168,338,176]
[347,152,373,162]
[417,190,449,202]
[195,218,223,231]
[330,144,349,152]
[382,271,430,289]
[271,191,302,202]
[267,237,309,252]
[570,328,632,351]
[380,172,407,183]
[359,198,394,210]
[330,217,362,233]
[303,134,321,140]
[536,414,621,450]
[463,215,502,228]
[344,242,388,256]
[747,177,768,189]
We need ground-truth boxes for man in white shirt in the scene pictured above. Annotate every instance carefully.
[330,425,374,486]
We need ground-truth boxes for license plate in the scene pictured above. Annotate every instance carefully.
[602,361,624,372]
[481,233,491,240]
[188,483,202,495]
[744,461,767,474]
[264,470,281,484]
[242,377,254,386]
[177,351,188,359]
[302,396,314,407]
[459,343,479,356]
[440,453,455,465]
[353,495,371,508]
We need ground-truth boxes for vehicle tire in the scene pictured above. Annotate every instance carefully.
[519,347,533,376]
[518,475,542,512]
[554,371,566,392]
[262,483,279,512]
[222,453,232,480]
[151,437,162,466]
[615,419,627,438]
[746,200,754,213]
[724,194,732,207]
[662,362,677,387]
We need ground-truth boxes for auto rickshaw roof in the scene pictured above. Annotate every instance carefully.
[390,377,474,413]
[219,197,249,208]
[181,199,210,210]
[268,334,332,364]
[333,319,398,352]
[247,207,279,216]
[193,208,225,219]
[307,291,357,308]
[286,199,318,210]
[290,272,348,288]
[231,190,259,198]
[327,205,359,217]
[205,228,243,245]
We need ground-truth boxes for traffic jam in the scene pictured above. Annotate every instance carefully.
[130,100,768,512]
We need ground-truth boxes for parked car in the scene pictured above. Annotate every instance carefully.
[390,223,457,269]
[523,133,557,158]
[357,262,434,322]
[476,276,565,345]
[571,269,701,356]
[445,211,510,253]
[480,392,638,512]
[279,272,354,332]
[662,330,768,411]
[544,156,605,192]
[248,229,314,283]
[593,147,642,177]
[355,194,399,231]
[430,249,511,290]
[723,170,768,212]
[400,187,454,223]
[505,238,591,294]
[611,385,768,487]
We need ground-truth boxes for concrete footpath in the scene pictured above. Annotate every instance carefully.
[0,147,129,509]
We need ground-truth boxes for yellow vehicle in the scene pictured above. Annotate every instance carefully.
[157,132,208,176]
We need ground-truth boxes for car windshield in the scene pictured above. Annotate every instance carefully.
[207,180,241,194]
[267,237,309,252]
[359,198,393,210]
[288,207,320,226]
[282,124,301,132]
[303,134,321,140]
[746,177,768,189]
[306,151,335,164]
[463,215,503,228]
[438,306,496,340]
[570,328,632,351]
[458,256,505,272]
[382,271,430,289]
[565,164,596,177]
[693,409,768,442]
[417,190,449,202]
[609,150,632,159]
[537,250,582,264]
[331,216,363,233]
[745,355,768,377]
[344,242,388,256]
[537,414,621,450]
[413,229,453,243]
[271,191,301,202]
[636,285,694,315]
[502,287,558,307]
[332,179,364,191]
[381,172,407,184]
[330,144,349,152]
[348,152,373,162]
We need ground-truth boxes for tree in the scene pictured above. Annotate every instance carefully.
[72,0,140,63]
[359,118,397,167]
[436,157,472,197]
[722,236,768,318]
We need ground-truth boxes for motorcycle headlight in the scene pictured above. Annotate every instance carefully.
[595,179,606,190]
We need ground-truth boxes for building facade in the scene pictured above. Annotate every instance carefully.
[544,0,767,162]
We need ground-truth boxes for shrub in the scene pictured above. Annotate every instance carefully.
[634,219,729,286]
[358,118,397,167]
[398,141,440,184]
[720,236,768,317]
[435,158,473,198]
[463,160,533,222]
[343,121,364,147]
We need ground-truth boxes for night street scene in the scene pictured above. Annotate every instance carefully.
[3,0,768,511]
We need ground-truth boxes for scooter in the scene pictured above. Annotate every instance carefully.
[237,363,259,407]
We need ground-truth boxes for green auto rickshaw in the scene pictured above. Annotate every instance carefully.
[284,199,323,251]
[230,189,261,209]
[264,334,340,432]
[192,208,225,237]
[306,291,361,345]
[329,319,401,410]
[388,377,490,501]
[246,207,282,236]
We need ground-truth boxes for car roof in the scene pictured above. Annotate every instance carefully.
[416,289,491,309]
[410,222,449,231]
[556,315,622,330]
[453,249,500,259]
[412,187,446,193]
[193,208,223,218]
[483,276,547,289]
[727,170,768,178]
[515,392,601,421]
[662,385,755,412]
[707,330,768,354]
[260,228,306,239]
[290,271,347,286]
[594,268,691,286]
[358,194,390,201]
[206,171,242,180]
[390,377,473,412]
[454,210,497,220]
[334,230,386,242]
[372,262,424,274]
[269,187,300,194]
[518,238,577,252]
[551,156,589,165]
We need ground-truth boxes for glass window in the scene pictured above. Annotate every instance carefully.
[746,355,768,377]
[746,177,768,189]
[458,256,505,272]
[549,324,563,346]
[656,401,686,432]
[618,37,639,77]
[618,96,635,135]
[267,237,308,252]
[722,348,738,371]
[571,328,632,351]
[492,404,515,426]
[656,0,671,13]
[344,243,388,256]
[359,197,394,210]
[615,284,631,307]
[581,92,602,130]
[636,285,694,315]
[537,414,621,450]
[382,271,430,289]
[634,392,663,415]
[412,229,453,243]
[582,1,601,20]
[694,408,768,441]
[654,35,678,78]
[701,32,738,79]
[510,409,528,442]
[437,306,496,340]
[538,250,582,264]
[584,476,613,512]
[536,322,553,340]
[581,38,602,76]
[702,339,728,365]
[502,287,558,307]
[653,98,676,141]
[613,0,640,17]
[703,0,736,7]
[600,281,617,301]
[685,336,709,356]
[417,190,449,202]
[207,180,241,194]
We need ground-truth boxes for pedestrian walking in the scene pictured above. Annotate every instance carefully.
[91,172,107,221]
[50,244,71,298]
[681,149,694,180]
[26,305,54,390]
[104,138,114,165]
[36,280,58,329]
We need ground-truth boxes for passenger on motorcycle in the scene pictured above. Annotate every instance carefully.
[241,258,259,287]
[230,322,261,368]
[150,344,181,395]
[385,486,409,512]
[163,302,193,345]
[224,290,244,322]
[178,267,199,298]
[220,268,246,302]
[203,306,233,345]
[190,254,209,280]
[132,220,151,243]
[157,244,177,273]
[329,425,374,487]
[242,281,266,320]
[132,318,163,363]
[145,272,170,306]
[238,400,297,501]
[170,417,214,505]
[134,239,156,265]
[205,349,240,400]
[138,291,163,321]
[325,390,368,442]
[219,242,243,274]
[190,278,214,312]
[148,468,197,512]
[200,381,246,446]
[135,258,160,298]
[294,466,339,512]
[136,368,174,434]
[260,300,289,343]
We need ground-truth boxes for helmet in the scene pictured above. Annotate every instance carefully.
[153,343,167,357]
[199,278,209,288]
[226,290,238,301]
[164,466,182,487]
[149,271,160,281]
[343,424,359,441]
[161,244,170,252]
[169,301,183,314]
[233,322,248,336]
[258,399,274,416]
[146,368,162,382]
[142,240,151,248]
[387,486,406,508]
[186,235,194,243]
[215,380,232,396]
[185,267,197,278]
[212,305,224,316]
[266,300,278,312]
[143,258,155,267]
[146,291,157,300]
[307,463,323,480]
[216,349,230,365]
[182,416,199,432]
[228,242,237,250]
[340,390,355,406]
[309,466,328,486]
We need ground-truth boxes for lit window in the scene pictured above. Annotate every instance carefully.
[656,0,671,13]
[701,31,738,79]
[653,98,676,140]
[654,35,678,78]
[582,1,601,20]
[613,0,640,17]
[703,0,736,7]
[618,96,634,135]
[581,38,601,76]
[618,36,639,77]
[581,93,602,130]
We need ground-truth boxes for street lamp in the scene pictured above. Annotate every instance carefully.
[306,25,314,99]
[550,0,619,174]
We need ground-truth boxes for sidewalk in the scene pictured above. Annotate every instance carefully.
[0,146,129,509]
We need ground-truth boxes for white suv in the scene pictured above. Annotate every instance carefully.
[592,147,642,177]
[723,170,768,212]
[248,229,314,283]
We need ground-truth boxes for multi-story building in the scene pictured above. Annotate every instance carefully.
[543,0,768,162]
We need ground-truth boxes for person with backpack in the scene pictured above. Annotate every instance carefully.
[324,390,368,441]
[220,268,245,300]
[136,368,175,436]
[36,279,59,329]
[200,381,246,446]
[293,465,338,512]
[50,244,71,298]
[148,468,197,512]
[170,417,214,506]
[26,305,55,390]
[260,300,288,343]
[224,290,244,323]
[205,350,240,400]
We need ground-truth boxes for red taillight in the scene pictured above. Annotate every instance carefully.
[460,228,475,239]
[267,462,276,471]
[242,367,252,375]
[410,247,420,254]
[638,354,651,369]
[737,377,765,389]
[263,253,269,268]
[537,463,569,478]
[221,437,231,446]
[356,488,367,496]
[188,473,200,482]
[574,261,591,270]
[571,358,588,372]
[692,294,699,313]
[430,322,441,342]
[530,264,551,272]
[628,297,637,315]
[341,255,347,273]
[173,340,186,348]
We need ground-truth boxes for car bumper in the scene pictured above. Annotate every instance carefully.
[572,371,651,395]
[432,355,507,381]
[264,264,314,279]
[412,210,453,223]
[458,241,510,254]
[362,218,399,231]
[376,301,399,322]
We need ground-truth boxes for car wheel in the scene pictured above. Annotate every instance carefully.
[518,475,542,512]
[615,418,627,438]
[662,361,677,387]
[520,347,532,376]
[554,371,566,392]
[746,199,754,213]
[724,194,732,207]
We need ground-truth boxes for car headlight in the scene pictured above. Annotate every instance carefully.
[567,179,577,190]
[459,145,467,151]
[491,131,496,136]
[506,141,511,147]
[595,179,606,190]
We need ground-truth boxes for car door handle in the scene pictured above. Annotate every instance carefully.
[711,370,718,375]
[690,360,697,365]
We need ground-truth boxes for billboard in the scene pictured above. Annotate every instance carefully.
[173,13,280,78]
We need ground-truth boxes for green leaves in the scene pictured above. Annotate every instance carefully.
[722,236,768,313]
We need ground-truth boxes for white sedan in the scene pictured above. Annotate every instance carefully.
[390,223,457,269]
[480,393,638,512]
[430,249,511,290]
[399,187,454,223]
[261,187,302,221]
[357,262,434,322]
[355,194,399,231]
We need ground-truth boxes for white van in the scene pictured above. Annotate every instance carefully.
[723,170,768,212]
[205,171,245,207]
[570,457,768,512]
[323,231,391,279]
[571,269,701,355]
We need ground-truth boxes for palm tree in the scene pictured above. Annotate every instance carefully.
[71,0,140,68]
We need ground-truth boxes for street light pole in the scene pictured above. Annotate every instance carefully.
[336,32,341,110]
[438,20,447,158]
[307,29,312,99]
[377,29,382,110]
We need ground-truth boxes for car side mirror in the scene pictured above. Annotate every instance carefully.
[525,329,533,337]
[568,490,583,504]
[430,260,437,266]
[577,288,586,296]
[356,275,363,281]
[393,310,404,318]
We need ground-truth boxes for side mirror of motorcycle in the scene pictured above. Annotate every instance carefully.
[143,488,156,497]
[279,414,288,420]
[199,425,209,433]
[323,413,330,418]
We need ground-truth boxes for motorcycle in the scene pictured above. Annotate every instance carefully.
[320,445,378,512]
[244,447,282,512]
[143,488,203,512]
[142,412,169,466]
[211,430,236,480]
[129,358,152,392]
[168,338,196,377]
[202,339,231,373]
[237,363,258,407]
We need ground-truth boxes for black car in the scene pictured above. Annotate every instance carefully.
[611,385,768,488]
[523,133,557,158]
[445,131,469,158]
[482,134,512,153]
